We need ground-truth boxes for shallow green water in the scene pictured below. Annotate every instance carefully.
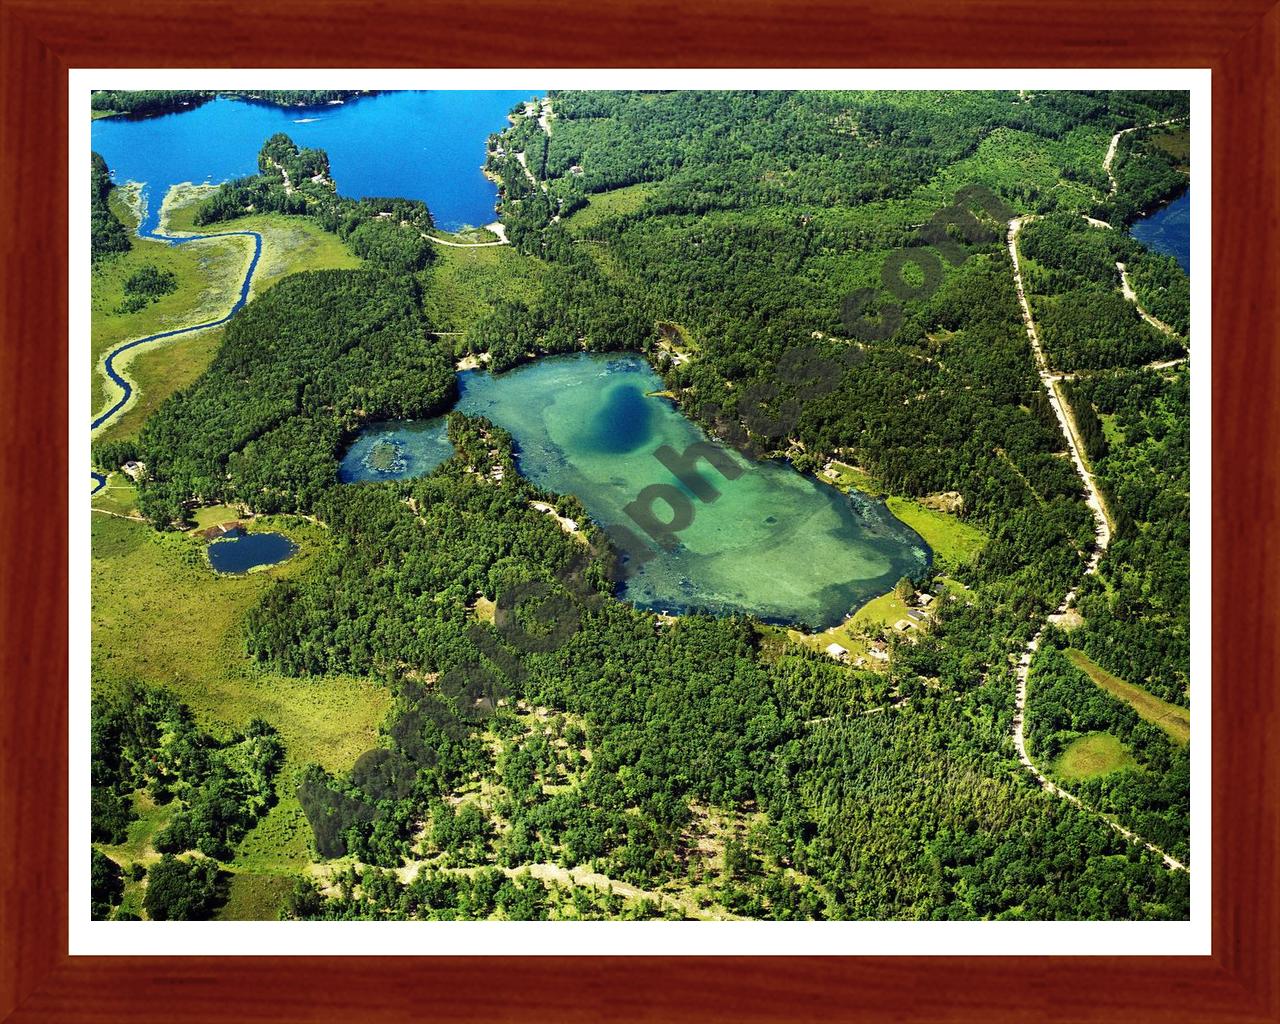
[340,353,929,628]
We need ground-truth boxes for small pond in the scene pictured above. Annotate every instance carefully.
[207,528,297,574]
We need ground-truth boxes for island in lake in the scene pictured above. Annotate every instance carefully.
[89,88,1193,925]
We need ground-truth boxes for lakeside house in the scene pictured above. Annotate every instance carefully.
[893,619,915,633]
[907,609,928,623]
[825,642,849,662]
[121,460,145,481]
[868,640,890,662]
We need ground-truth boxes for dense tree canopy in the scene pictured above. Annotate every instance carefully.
[92,686,284,860]
[132,268,454,525]
[92,89,1192,921]
[91,90,376,119]
[143,854,224,920]
[90,152,131,261]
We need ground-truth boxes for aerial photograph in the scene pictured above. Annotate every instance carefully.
[87,87,1192,923]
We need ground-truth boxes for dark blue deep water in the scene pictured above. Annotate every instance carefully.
[91,90,539,234]
[207,529,296,574]
[1130,188,1190,274]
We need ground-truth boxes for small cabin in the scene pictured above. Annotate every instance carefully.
[824,642,849,662]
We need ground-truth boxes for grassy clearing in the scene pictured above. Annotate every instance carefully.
[562,183,657,236]
[885,497,988,565]
[162,188,361,301]
[1148,126,1190,170]
[215,872,295,921]
[1065,649,1190,745]
[786,617,872,665]
[92,514,391,872]
[1099,411,1126,448]
[96,327,226,445]
[187,504,247,531]
[850,589,913,632]
[91,514,388,770]
[91,228,253,422]
[90,476,140,517]
[785,562,962,662]
[1053,732,1136,782]
[418,243,544,336]
[97,792,176,868]
[820,463,987,569]
[431,225,499,243]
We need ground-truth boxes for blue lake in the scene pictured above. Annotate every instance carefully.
[1130,187,1190,274]
[207,529,297,574]
[339,354,930,628]
[91,90,539,234]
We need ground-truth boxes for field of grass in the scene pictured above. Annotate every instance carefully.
[92,513,391,883]
[90,475,140,516]
[786,617,872,665]
[430,225,500,243]
[418,243,545,336]
[817,463,988,569]
[1065,649,1190,745]
[785,570,935,666]
[850,589,914,632]
[97,792,176,869]
[95,327,227,445]
[1053,732,1136,782]
[562,183,657,236]
[1147,125,1190,171]
[215,872,295,921]
[91,206,254,423]
[161,187,362,301]
[885,497,988,565]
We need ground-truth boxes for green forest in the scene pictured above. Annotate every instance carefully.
[91,151,130,260]
[91,90,377,119]
[90,89,1193,922]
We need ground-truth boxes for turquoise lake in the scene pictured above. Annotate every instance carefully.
[91,90,538,234]
[339,354,930,628]
[1130,187,1190,274]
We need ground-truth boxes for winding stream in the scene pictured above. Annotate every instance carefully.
[90,214,263,494]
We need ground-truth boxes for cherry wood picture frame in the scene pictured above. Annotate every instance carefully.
[2,1,1276,1020]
